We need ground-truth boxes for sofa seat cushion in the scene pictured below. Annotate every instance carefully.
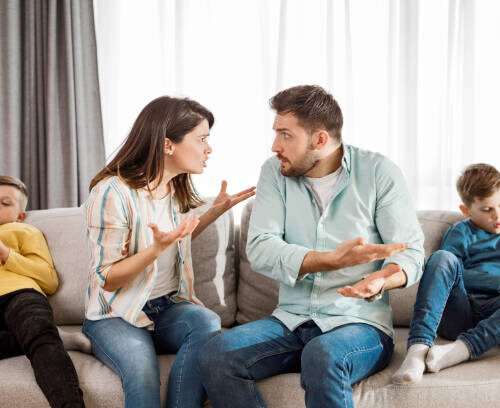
[2,326,499,408]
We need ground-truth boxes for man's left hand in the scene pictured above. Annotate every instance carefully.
[337,264,402,299]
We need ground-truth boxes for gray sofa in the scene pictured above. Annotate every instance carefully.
[1,201,499,407]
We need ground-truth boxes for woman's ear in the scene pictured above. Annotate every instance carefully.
[164,138,175,155]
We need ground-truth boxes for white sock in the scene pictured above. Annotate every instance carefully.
[57,328,92,354]
[425,339,470,373]
[392,344,429,384]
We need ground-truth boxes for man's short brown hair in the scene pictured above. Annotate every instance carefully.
[456,164,500,207]
[270,85,343,141]
[0,175,28,210]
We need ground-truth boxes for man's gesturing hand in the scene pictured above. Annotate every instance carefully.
[337,264,404,299]
[329,238,408,270]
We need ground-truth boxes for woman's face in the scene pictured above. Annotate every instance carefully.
[168,119,212,174]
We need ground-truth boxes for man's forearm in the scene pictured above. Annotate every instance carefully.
[375,264,408,290]
[299,251,337,275]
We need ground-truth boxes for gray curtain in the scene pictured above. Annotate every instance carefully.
[0,0,105,210]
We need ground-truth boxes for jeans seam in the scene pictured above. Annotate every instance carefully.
[341,343,383,408]
[244,345,302,369]
[174,320,191,408]
[83,326,125,380]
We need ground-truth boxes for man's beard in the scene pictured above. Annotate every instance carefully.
[280,148,319,177]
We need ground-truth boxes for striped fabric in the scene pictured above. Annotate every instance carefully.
[84,176,202,328]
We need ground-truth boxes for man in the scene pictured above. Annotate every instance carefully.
[199,85,425,408]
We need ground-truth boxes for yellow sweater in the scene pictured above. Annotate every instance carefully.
[0,222,58,297]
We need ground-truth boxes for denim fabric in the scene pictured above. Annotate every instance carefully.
[199,317,393,408]
[0,289,84,408]
[83,295,220,408]
[408,250,500,358]
[247,145,425,337]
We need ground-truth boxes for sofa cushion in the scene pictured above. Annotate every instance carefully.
[236,201,278,324]
[2,326,497,407]
[26,207,89,325]
[192,200,237,327]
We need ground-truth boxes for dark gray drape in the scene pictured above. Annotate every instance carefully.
[0,0,105,210]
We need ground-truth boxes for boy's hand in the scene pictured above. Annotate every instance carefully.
[0,239,10,263]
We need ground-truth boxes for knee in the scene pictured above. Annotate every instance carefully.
[198,334,226,374]
[189,307,221,335]
[301,340,343,388]
[122,354,160,389]
[428,250,459,268]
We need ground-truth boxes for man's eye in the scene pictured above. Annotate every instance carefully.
[201,137,206,142]
[283,133,290,139]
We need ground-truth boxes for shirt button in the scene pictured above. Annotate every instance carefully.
[312,312,317,317]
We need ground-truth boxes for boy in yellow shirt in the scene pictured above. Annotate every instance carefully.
[0,175,85,407]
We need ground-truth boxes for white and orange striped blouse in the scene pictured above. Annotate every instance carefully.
[84,176,201,329]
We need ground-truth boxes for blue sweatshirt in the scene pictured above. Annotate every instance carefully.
[441,219,500,296]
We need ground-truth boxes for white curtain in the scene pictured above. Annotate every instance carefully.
[93,0,500,216]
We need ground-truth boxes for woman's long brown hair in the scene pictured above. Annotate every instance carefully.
[90,96,214,213]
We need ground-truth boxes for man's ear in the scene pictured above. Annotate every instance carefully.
[164,138,175,155]
[312,130,330,150]
[17,211,26,223]
[459,204,470,217]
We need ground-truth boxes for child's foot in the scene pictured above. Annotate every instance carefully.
[58,328,92,354]
[425,339,470,372]
[392,344,429,384]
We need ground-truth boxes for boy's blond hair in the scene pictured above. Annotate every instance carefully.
[456,164,500,207]
[0,175,28,210]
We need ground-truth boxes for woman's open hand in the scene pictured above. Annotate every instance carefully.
[211,180,256,218]
[148,214,199,256]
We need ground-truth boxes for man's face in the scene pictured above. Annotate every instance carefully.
[461,189,500,234]
[0,185,26,225]
[271,113,319,177]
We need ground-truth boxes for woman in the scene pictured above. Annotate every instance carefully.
[82,96,255,408]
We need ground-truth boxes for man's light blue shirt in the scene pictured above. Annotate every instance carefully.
[246,145,425,337]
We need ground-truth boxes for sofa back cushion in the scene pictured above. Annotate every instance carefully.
[26,207,89,325]
[236,200,465,327]
[26,203,237,326]
[192,201,237,327]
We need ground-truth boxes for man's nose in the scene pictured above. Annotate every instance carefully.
[271,137,281,153]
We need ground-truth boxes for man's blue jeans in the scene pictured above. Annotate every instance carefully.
[82,294,221,408]
[199,317,393,408]
[408,250,500,358]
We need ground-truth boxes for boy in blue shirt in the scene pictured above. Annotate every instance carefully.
[393,163,500,384]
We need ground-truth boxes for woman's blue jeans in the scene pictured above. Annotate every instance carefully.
[408,250,500,358]
[199,317,393,408]
[83,294,221,408]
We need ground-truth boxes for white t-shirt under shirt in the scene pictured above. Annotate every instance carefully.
[304,167,343,215]
[148,193,180,300]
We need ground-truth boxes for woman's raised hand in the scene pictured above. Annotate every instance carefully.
[211,180,256,218]
[148,214,200,256]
